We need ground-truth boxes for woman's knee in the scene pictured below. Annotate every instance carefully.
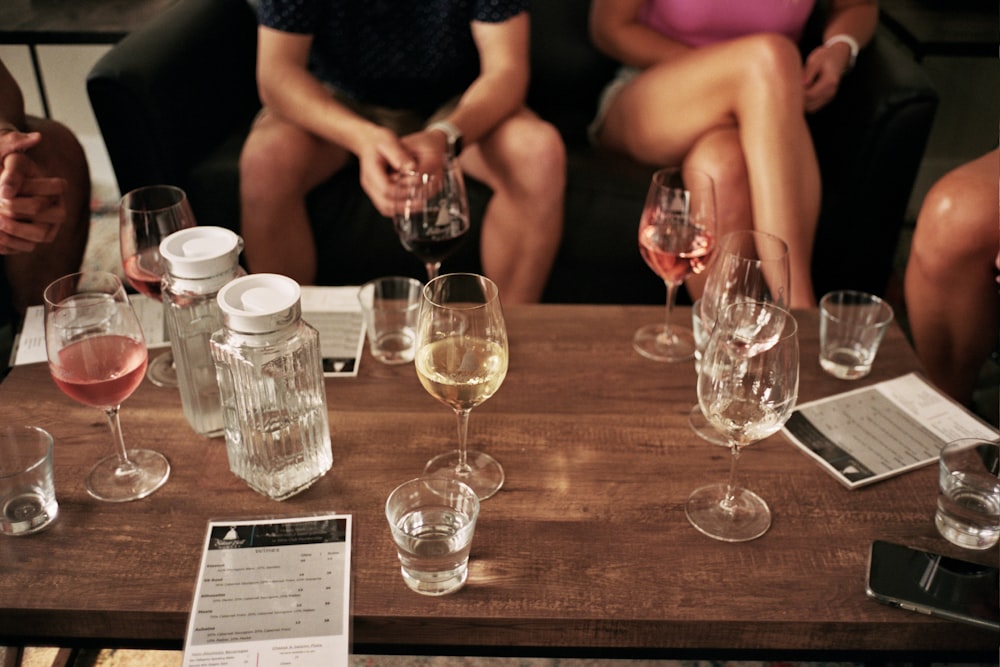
[739,34,804,102]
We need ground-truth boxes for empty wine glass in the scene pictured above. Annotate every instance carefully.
[689,230,791,445]
[686,301,799,542]
[414,273,508,500]
[634,167,716,362]
[393,155,470,282]
[43,271,170,502]
[119,184,197,387]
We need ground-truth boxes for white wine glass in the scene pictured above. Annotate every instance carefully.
[689,230,791,445]
[393,155,470,282]
[414,273,508,500]
[119,184,197,387]
[43,271,170,502]
[634,167,716,362]
[686,301,799,542]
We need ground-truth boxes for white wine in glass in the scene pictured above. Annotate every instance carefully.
[414,273,508,500]
[44,271,170,502]
[119,184,197,387]
[634,168,716,362]
[689,230,791,445]
[686,300,798,542]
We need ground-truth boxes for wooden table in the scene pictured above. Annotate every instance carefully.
[0,305,995,659]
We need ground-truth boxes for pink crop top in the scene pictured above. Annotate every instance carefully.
[638,0,816,47]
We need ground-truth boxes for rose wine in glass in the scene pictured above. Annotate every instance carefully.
[120,184,197,387]
[44,271,170,502]
[688,230,791,445]
[394,155,470,281]
[414,273,508,500]
[686,301,798,542]
[633,168,716,362]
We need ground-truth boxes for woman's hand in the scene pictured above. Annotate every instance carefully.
[802,42,852,113]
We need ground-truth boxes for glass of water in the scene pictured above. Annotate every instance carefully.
[385,476,480,595]
[935,438,1000,550]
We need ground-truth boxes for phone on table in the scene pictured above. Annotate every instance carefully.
[866,540,1000,632]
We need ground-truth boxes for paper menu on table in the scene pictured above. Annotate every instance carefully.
[182,514,352,667]
[782,372,999,489]
[12,287,366,377]
[11,295,168,367]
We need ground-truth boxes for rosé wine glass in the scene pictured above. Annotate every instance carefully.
[634,168,716,362]
[44,271,170,502]
[119,185,196,387]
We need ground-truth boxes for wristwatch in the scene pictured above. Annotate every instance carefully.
[428,120,463,157]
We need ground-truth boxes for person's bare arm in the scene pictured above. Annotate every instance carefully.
[589,0,690,68]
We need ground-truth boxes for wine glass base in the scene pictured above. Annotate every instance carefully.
[687,404,728,446]
[685,483,771,542]
[424,450,504,501]
[633,324,696,362]
[146,351,179,388]
[86,449,171,502]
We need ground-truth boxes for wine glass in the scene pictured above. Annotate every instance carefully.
[634,167,716,362]
[43,271,171,502]
[689,230,791,445]
[393,155,470,282]
[685,301,799,542]
[414,273,508,500]
[119,184,197,387]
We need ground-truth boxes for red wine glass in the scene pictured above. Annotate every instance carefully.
[634,168,717,362]
[43,271,170,502]
[393,155,470,282]
[119,185,197,387]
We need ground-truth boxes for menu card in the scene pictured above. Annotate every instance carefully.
[182,515,352,667]
[782,372,999,489]
[12,287,366,377]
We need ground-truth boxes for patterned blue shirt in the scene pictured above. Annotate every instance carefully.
[258,0,529,112]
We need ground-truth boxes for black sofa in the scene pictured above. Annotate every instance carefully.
[87,0,937,304]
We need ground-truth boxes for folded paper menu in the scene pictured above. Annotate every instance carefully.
[182,514,352,667]
[782,372,999,489]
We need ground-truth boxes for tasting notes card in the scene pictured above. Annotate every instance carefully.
[782,372,999,489]
[183,514,352,667]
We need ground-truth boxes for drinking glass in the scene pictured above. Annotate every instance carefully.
[689,230,791,445]
[43,271,170,502]
[686,301,799,542]
[414,273,508,500]
[119,184,197,387]
[634,168,716,362]
[393,155,470,282]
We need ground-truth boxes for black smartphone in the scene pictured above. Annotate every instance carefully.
[866,540,1000,632]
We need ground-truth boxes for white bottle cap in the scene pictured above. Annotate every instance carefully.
[217,273,301,334]
[160,226,243,279]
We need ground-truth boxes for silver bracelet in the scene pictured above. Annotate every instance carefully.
[824,34,859,70]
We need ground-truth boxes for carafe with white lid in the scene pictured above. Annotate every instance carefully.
[210,273,332,500]
[160,226,245,437]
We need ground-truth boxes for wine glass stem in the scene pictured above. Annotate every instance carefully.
[453,408,473,476]
[103,405,138,476]
[425,262,441,282]
[722,443,741,510]
[663,280,681,336]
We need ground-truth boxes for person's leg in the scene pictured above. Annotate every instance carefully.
[459,109,565,304]
[3,115,90,314]
[239,109,350,284]
[681,127,753,300]
[904,148,1000,405]
[598,33,820,306]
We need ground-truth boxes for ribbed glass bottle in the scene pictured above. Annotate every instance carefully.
[160,226,245,437]
[210,274,332,500]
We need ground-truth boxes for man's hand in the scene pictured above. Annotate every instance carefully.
[802,43,849,113]
[357,125,422,217]
[0,135,68,255]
